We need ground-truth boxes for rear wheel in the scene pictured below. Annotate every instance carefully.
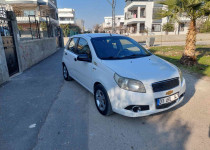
[63,65,73,81]
[94,84,113,116]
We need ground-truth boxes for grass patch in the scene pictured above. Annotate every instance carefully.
[149,45,210,77]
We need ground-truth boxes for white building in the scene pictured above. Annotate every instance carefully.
[124,0,189,35]
[4,0,59,27]
[58,8,75,25]
[103,15,124,34]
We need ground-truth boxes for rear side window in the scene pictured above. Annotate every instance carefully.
[67,38,78,53]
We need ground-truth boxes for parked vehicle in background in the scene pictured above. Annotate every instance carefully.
[62,33,186,117]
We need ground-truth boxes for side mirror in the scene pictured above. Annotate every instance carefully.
[77,54,91,62]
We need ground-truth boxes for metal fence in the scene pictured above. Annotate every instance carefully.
[18,15,60,41]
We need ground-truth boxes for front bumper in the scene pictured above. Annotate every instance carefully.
[107,78,186,117]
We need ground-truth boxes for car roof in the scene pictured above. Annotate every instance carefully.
[71,33,123,39]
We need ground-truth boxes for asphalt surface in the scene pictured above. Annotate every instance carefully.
[0,48,210,150]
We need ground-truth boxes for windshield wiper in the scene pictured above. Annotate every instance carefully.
[101,56,122,60]
[123,54,145,58]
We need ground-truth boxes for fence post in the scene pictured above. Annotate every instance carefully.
[7,11,23,72]
[0,34,10,85]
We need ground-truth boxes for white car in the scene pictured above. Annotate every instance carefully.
[62,33,186,117]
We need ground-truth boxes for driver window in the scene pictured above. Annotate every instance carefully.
[77,38,91,58]
[67,38,78,53]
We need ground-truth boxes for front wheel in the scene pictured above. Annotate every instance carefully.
[63,65,73,81]
[94,84,113,116]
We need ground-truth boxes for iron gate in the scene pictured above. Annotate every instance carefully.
[0,6,19,76]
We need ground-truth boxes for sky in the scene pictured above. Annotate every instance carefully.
[57,0,125,30]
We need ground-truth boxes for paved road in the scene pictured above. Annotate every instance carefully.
[0,49,210,150]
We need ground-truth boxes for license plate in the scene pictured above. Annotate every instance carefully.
[157,93,179,106]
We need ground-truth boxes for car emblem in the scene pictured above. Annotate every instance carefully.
[166,90,173,95]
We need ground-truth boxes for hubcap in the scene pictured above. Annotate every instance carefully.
[96,90,106,111]
[63,66,68,78]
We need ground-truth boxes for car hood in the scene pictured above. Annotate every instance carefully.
[101,55,179,84]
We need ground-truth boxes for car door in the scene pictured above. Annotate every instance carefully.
[64,37,79,79]
[74,38,94,91]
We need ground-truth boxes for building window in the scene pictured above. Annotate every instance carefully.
[140,23,145,33]
[153,8,162,19]
[152,24,161,32]
[23,10,35,17]
[140,8,146,18]
[59,17,73,21]
[180,23,185,31]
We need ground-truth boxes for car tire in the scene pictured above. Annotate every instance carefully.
[94,84,113,116]
[63,64,73,81]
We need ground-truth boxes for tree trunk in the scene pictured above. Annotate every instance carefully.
[180,20,197,66]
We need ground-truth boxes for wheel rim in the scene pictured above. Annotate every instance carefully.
[96,90,106,111]
[63,66,68,79]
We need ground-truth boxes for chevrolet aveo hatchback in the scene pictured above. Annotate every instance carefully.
[62,34,186,117]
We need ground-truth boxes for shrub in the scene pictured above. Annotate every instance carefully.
[162,23,175,34]
[199,18,210,33]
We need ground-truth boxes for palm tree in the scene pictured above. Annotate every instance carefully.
[158,0,210,66]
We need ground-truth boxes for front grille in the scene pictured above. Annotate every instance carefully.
[152,77,179,92]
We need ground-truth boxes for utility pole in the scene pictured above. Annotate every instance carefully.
[106,0,116,33]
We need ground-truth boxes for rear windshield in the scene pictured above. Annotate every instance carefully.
[91,36,151,60]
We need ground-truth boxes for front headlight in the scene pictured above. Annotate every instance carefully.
[178,68,183,83]
[114,73,146,93]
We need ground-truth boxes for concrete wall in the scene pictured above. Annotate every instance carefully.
[0,35,10,85]
[63,33,210,46]
[129,33,210,43]
[18,37,57,71]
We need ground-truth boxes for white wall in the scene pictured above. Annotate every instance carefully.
[104,15,124,28]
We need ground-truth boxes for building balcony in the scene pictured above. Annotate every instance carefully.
[5,0,57,9]
[58,13,74,18]
[59,20,75,25]
[16,16,59,25]
[124,17,146,25]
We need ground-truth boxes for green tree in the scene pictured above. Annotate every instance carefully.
[162,22,175,35]
[158,0,210,66]
[199,17,210,32]
[40,22,47,31]
[60,24,70,37]
[60,24,81,37]
[18,25,23,31]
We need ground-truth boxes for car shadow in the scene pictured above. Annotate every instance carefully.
[69,78,193,150]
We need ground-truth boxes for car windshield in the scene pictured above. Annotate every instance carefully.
[91,36,151,60]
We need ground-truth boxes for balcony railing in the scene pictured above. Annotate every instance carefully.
[16,16,59,25]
